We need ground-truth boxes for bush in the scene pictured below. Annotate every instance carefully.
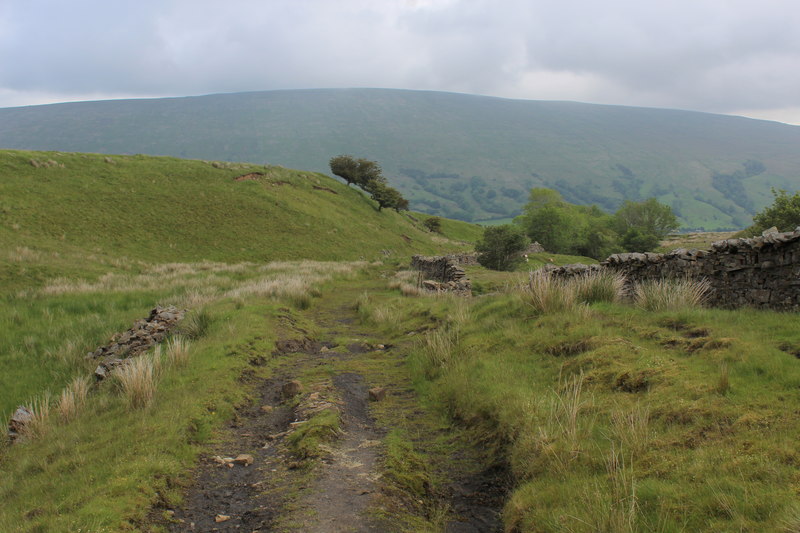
[423,216,442,233]
[751,188,800,233]
[475,224,529,271]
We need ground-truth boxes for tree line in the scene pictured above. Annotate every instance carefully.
[477,188,680,270]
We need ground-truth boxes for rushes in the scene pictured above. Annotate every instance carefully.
[633,278,711,311]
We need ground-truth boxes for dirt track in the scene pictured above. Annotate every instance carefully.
[157,283,507,532]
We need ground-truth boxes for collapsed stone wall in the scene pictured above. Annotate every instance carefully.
[7,306,186,442]
[90,305,186,380]
[541,228,800,311]
[411,255,472,294]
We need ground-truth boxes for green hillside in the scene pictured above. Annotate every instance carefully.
[2,89,800,229]
[0,149,478,270]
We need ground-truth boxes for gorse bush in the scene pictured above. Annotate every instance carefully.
[633,278,711,311]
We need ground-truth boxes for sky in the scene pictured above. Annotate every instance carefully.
[2,0,800,124]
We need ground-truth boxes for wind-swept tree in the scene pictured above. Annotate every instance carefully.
[329,155,383,189]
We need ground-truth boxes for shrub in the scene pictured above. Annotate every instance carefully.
[475,224,529,271]
[423,216,442,233]
[633,278,711,311]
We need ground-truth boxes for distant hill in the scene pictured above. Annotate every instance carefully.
[2,88,800,230]
[0,149,478,282]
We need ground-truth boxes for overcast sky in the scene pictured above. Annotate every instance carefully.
[2,0,800,124]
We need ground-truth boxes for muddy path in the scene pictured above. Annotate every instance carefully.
[157,282,507,532]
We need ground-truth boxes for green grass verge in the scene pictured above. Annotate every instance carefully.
[392,287,800,531]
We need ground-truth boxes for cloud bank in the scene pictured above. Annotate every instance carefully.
[1,0,799,123]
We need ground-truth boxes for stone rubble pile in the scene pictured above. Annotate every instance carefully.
[88,305,186,381]
[540,227,800,310]
[411,255,472,294]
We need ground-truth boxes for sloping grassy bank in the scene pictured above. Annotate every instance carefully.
[0,261,367,531]
[0,149,480,267]
[374,269,800,531]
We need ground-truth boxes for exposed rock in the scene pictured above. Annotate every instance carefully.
[87,306,186,382]
[282,380,303,398]
[233,454,254,466]
[411,255,472,295]
[368,387,387,402]
[7,406,33,441]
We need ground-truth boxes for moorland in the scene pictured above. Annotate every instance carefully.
[0,149,798,532]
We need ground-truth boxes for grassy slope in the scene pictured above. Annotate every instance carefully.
[0,149,479,268]
[0,150,480,531]
[3,89,800,229]
[382,270,800,532]
[0,148,480,411]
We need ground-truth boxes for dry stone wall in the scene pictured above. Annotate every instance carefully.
[542,228,800,311]
[411,255,472,294]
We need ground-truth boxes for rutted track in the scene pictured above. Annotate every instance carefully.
[157,283,506,532]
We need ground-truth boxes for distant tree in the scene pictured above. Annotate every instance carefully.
[475,225,529,271]
[329,155,383,189]
[329,155,359,186]
[612,198,679,252]
[367,181,407,212]
[423,216,443,233]
[751,188,800,233]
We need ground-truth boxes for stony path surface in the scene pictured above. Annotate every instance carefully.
[159,281,506,532]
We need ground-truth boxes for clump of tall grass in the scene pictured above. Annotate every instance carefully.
[56,376,90,422]
[114,355,160,409]
[356,292,398,326]
[573,270,627,304]
[418,327,460,378]
[633,277,711,311]
[611,403,650,456]
[523,270,577,313]
[178,309,211,339]
[165,336,191,368]
[603,446,639,532]
[388,270,422,297]
[20,394,52,440]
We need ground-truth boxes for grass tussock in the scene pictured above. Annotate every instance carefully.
[114,355,160,410]
[165,336,191,368]
[178,309,211,339]
[388,270,423,297]
[524,270,577,313]
[572,269,626,304]
[56,376,90,422]
[19,393,52,440]
[633,277,711,311]
[523,269,626,314]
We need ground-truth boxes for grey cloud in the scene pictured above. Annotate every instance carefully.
[0,0,799,121]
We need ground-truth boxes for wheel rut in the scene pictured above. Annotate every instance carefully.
[156,286,507,532]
